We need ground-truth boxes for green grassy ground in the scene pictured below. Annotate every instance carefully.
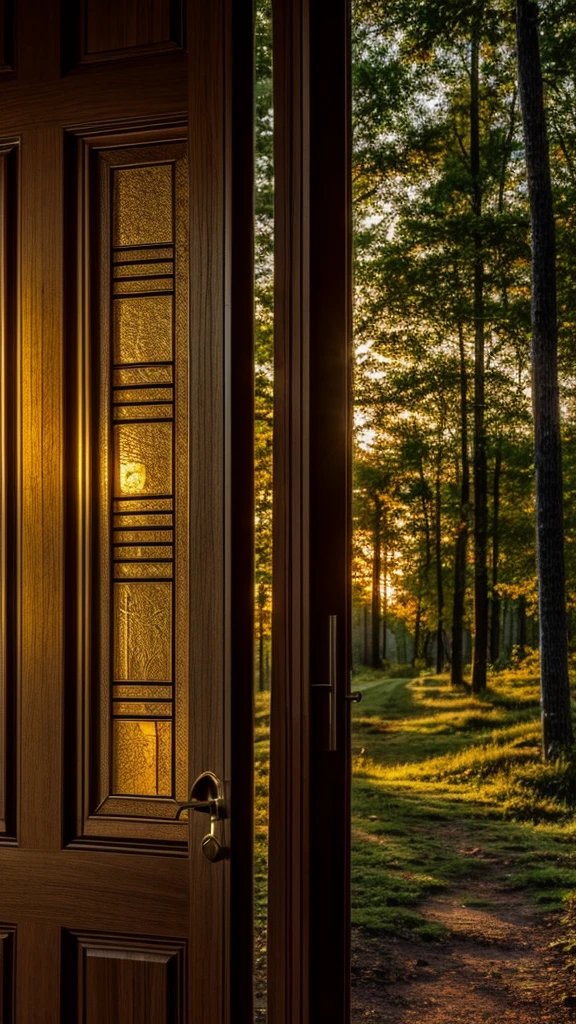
[255,668,576,942]
[351,669,576,938]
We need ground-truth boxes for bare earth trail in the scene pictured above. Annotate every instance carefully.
[351,677,576,1023]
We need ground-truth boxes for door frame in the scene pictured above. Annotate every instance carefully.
[269,1,352,1021]
[187,1,256,1020]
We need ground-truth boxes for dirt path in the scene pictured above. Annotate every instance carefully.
[351,879,575,1022]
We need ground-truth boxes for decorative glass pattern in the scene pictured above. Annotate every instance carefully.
[105,155,184,802]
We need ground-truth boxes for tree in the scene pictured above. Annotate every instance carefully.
[517,0,574,757]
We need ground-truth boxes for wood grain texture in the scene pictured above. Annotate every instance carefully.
[269,2,352,1022]
[0,1,15,75]
[187,3,227,1022]
[0,142,18,841]
[187,2,254,1022]
[0,59,187,133]
[269,2,311,1022]
[20,126,64,852]
[63,0,185,69]
[64,932,186,1024]
[308,3,352,1021]
[0,850,188,934]
[16,923,60,1024]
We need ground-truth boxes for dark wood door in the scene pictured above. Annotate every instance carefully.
[0,2,254,1021]
[269,0,351,1021]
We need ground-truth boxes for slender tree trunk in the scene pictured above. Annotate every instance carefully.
[517,0,573,757]
[435,454,444,674]
[258,582,266,691]
[371,495,382,669]
[471,22,489,694]
[518,595,527,660]
[452,321,470,687]
[382,517,388,662]
[363,603,369,665]
[490,442,503,665]
[413,591,422,667]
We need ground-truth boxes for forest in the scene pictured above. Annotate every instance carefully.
[254,0,576,758]
[350,0,576,754]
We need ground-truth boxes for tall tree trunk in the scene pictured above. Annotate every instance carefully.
[371,495,382,669]
[435,454,444,674]
[258,581,266,692]
[452,321,470,687]
[413,591,422,667]
[518,595,527,660]
[517,0,573,757]
[382,516,388,661]
[471,21,489,694]
[490,442,503,665]
[363,603,369,665]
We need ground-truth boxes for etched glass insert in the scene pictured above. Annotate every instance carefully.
[105,155,184,803]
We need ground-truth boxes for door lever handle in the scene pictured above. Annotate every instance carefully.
[175,771,227,862]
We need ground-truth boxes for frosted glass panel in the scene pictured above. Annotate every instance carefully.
[112,720,172,796]
[113,165,173,247]
[114,421,172,496]
[97,140,188,819]
[113,581,172,682]
[113,294,173,365]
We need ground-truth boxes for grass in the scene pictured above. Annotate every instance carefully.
[254,667,576,943]
[351,669,576,937]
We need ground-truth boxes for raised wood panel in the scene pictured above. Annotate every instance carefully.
[63,0,184,70]
[64,932,186,1023]
[65,124,190,848]
[0,141,18,842]
[0,1,14,76]
[0,927,15,1021]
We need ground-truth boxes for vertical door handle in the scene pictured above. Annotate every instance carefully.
[312,616,362,752]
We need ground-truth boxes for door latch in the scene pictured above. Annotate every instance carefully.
[175,770,227,862]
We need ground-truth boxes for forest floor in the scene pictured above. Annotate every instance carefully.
[349,670,576,1022]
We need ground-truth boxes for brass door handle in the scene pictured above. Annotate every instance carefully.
[175,771,227,862]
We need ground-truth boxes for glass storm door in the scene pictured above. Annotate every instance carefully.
[0,1,253,1021]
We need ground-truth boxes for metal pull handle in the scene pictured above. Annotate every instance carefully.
[175,770,226,862]
[312,616,363,752]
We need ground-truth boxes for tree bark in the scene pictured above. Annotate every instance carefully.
[258,581,266,691]
[490,442,503,665]
[471,20,489,694]
[413,591,422,667]
[371,494,382,668]
[517,0,573,757]
[452,321,470,686]
[435,453,444,674]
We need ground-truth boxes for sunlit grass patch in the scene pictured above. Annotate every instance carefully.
[350,668,576,934]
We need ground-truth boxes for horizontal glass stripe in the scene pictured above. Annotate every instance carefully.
[113,701,173,717]
[113,530,173,544]
[114,404,173,421]
[113,365,173,386]
[114,261,174,278]
[114,545,172,561]
[114,387,173,403]
[114,279,174,295]
[114,562,172,580]
[113,684,173,700]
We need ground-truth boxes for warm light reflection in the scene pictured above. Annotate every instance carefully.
[120,461,146,493]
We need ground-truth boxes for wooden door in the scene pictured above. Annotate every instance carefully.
[269,0,351,1021]
[0,1,254,1022]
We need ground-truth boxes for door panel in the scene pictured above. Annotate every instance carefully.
[0,139,17,843]
[63,932,187,1024]
[0,1,253,1020]
[269,1,351,1021]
